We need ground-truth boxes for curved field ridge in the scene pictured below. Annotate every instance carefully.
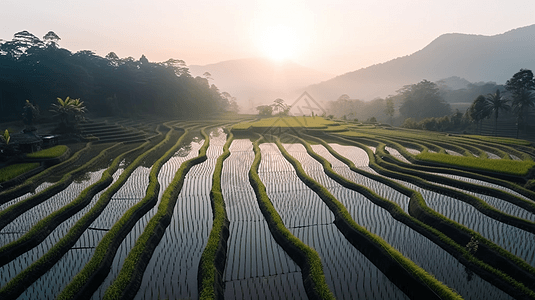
[249,135,335,300]
[103,127,213,299]
[415,152,535,177]
[0,143,124,267]
[0,142,92,204]
[56,126,182,300]
[275,135,461,300]
[310,133,535,299]
[0,143,123,234]
[197,130,232,300]
[0,142,144,299]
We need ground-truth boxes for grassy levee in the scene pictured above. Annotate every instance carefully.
[299,134,474,298]
[278,135,461,300]
[196,131,232,300]
[249,135,335,300]
[414,152,535,178]
[102,127,212,300]
[306,133,535,299]
[54,126,181,300]
[320,133,535,296]
[0,143,126,267]
[0,141,146,299]
[340,134,535,200]
[373,138,535,215]
[450,136,533,161]
[0,142,92,204]
[0,143,123,232]
[25,145,69,159]
[377,144,535,234]
[0,163,42,186]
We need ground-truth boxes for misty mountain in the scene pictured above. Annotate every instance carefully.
[189,58,332,112]
[307,24,535,102]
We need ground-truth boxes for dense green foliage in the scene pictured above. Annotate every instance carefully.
[0,31,236,121]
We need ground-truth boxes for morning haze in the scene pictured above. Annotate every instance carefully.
[2,1,535,300]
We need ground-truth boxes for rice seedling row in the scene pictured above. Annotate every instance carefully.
[222,139,305,298]
[0,170,105,244]
[224,272,305,300]
[395,179,535,267]
[325,144,412,212]
[430,172,534,202]
[433,183,535,223]
[0,168,122,287]
[259,142,409,300]
[307,143,511,299]
[132,131,223,300]
[0,182,55,211]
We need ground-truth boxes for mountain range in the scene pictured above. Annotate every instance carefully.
[189,58,332,113]
[307,24,535,101]
[190,24,535,111]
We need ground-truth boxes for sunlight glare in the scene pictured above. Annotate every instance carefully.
[259,25,298,61]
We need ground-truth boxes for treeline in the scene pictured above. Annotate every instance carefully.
[0,31,238,121]
[326,79,503,126]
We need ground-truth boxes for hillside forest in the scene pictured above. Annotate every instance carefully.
[0,31,239,122]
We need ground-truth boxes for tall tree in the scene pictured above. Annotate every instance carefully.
[485,89,510,136]
[505,69,535,132]
[398,80,451,121]
[384,98,395,125]
[467,95,490,134]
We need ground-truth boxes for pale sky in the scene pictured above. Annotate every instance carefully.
[1,0,534,75]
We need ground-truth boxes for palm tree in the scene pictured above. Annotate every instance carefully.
[485,90,510,136]
[511,89,535,132]
[50,97,87,130]
[468,95,490,134]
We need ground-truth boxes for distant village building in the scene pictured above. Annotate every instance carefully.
[10,131,43,153]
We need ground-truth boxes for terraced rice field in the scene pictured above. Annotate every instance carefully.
[1,117,534,299]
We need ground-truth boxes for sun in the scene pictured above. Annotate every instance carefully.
[258,25,298,61]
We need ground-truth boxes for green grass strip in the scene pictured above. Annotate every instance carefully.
[56,127,179,300]
[361,136,535,201]
[0,143,124,266]
[0,143,122,232]
[304,133,535,299]
[0,163,40,183]
[26,145,68,159]
[277,135,461,300]
[377,144,535,215]
[415,152,535,176]
[197,131,233,300]
[102,127,211,300]
[249,135,335,300]
[0,142,145,299]
[296,134,464,299]
[321,133,535,296]
[0,142,92,204]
